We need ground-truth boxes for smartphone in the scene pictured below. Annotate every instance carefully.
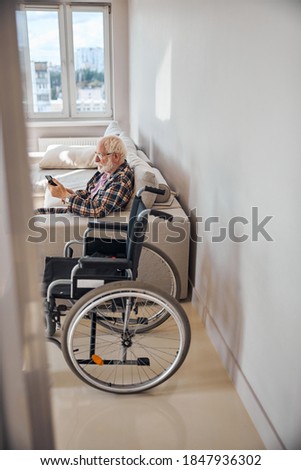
[45,175,57,186]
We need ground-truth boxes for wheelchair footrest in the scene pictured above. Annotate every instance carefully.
[95,316,149,325]
[77,357,150,366]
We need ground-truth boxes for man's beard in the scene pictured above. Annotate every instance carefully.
[98,160,115,173]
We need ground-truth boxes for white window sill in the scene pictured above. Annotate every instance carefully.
[26,120,112,128]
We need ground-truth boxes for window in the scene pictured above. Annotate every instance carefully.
[16,2,112,121]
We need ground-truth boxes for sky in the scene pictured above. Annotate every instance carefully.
[26,10,104,65]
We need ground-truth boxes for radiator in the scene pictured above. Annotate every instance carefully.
[38,137,99,152]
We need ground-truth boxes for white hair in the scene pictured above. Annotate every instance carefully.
[100,135,127,162]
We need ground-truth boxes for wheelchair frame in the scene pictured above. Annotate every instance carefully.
[43,186,191,393]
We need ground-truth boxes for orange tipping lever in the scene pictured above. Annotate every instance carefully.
[91,354,104,366]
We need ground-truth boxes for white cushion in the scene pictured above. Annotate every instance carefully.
[126,156,170,204]
[104,120,122,136]
[126,153,158,208]
[39,145,97,169]
[126,153,146,169]
[136,149,153,166]
[119,132,137,155]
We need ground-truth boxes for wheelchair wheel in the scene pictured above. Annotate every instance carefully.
[61,281,191,394]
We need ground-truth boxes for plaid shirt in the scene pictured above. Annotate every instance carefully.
[35,162,134,218]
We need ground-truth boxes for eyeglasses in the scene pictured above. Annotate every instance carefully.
[94,151,115,159]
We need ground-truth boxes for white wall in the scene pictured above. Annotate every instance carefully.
[128,0,301,449]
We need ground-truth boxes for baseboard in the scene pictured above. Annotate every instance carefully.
[191,283,285,450]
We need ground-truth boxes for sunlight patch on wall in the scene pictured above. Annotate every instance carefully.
[155,41,172,121]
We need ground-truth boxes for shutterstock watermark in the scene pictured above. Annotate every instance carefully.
[27,206,274,245]
[187,206,274,243]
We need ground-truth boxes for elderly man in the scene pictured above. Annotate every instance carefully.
[35,135,134,218]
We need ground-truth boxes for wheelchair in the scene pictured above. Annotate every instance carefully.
[43,186,191,394]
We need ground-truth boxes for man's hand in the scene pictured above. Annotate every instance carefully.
[48,178,69,200]
[66,188,75,195]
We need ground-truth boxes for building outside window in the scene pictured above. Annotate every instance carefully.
[16,2,112,121]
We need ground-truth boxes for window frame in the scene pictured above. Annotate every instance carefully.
[18,1,113,122]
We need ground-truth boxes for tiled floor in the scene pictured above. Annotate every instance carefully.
[46,302,265,450]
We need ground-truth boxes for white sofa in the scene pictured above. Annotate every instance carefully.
[29,122,190,299]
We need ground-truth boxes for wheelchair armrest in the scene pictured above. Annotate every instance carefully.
[149,209,173,222]
[64,239,84,257]
[143,186,165,195]
[87,221,128,231]
[78,256,132,271]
